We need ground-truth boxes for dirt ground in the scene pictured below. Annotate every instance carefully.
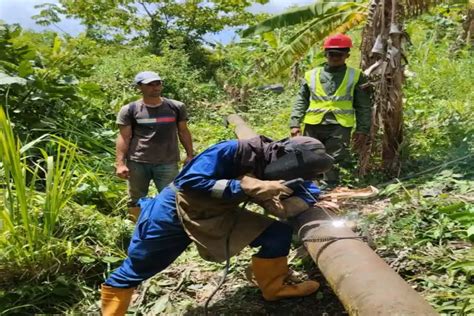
[128,245,347,316]
[123,195,382,315]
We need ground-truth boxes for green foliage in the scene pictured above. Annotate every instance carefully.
[35,0,269,47]
[366,171,474,313]
[0,205,132,314]
[242,88,296,139]
[214,39,273,88]
[242,1,365,37]
[241,0,367,76]
[0,23,95,139]
[0,105,82,248]
[34,0,274,78]
[0,4,472,314]
[85,44,221,116]
[402,13,474,174]
[0,104,132,313]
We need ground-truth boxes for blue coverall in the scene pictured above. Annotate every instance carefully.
[106,140,319,288]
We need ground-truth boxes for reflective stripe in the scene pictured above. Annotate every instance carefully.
[210,180,229,198]
[306,108,354,114]
[332,109,354,114]
[303,66,361,127]
[169,182,179,192]
[345,68,356,96]
[306,108,327,113]
[309,69,317,93]
[336,95,353,101]
[309,92,326,101]
[310,93,353,102]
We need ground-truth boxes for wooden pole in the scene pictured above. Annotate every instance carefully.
[227,114,437,315]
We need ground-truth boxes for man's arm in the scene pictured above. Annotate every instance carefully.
[177,121,194,164]
[116,125,132,179]
[289,81,311,136]
[173,141,290,201]
[353,74,372,135]
[352,74,373,151]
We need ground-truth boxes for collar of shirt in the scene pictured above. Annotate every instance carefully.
[323,63,347,73]
[140,98,163,108]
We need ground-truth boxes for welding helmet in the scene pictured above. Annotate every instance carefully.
[263,136,334,181]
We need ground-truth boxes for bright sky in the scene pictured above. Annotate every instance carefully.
[0,0,315,42]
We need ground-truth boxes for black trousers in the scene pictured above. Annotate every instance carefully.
[304,123,352,185]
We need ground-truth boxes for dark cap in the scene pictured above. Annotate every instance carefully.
[324,48,350,54]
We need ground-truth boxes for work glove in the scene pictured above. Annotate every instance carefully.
[314,200,340,214]
[259,196,309,219]
[240,175,293,202]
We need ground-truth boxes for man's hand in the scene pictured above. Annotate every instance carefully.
[314,200,340,214]
[240,175,293,201]
[351,132,369,154]
[183,155,193,165]
[116,164,130,179]
[290,127,301,137]
[260,196,309,219]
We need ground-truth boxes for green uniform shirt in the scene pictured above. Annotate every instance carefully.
[289,64,372,134]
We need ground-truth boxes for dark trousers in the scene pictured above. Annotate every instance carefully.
[304,124,352,185]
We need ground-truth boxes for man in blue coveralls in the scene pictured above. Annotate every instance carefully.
[101,135,334,315]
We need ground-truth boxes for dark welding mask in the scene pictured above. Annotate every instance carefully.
[262,137,334,181]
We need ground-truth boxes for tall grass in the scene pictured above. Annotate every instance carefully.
[402,15,474,171]
[0,105,129,312]
[0,105,85,251]
[0,105,36,247]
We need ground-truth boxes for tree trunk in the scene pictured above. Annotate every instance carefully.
[359,0,405,176]
[450,2,474,53]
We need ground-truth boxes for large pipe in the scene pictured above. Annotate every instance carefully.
[227,114,437,315]
[226,114,258,139]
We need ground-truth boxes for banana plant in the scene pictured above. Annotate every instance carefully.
[242,0,368,77]
[242,0,467,175]
[357,0,469,175]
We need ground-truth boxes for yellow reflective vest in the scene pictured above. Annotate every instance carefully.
[303,67,361,127]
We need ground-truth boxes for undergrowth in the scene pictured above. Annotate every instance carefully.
[0,8,473,315]
[365,170,473,314]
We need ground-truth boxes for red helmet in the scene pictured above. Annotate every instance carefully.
[323,34,353,49]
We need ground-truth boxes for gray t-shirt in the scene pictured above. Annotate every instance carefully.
[116,98,188,164]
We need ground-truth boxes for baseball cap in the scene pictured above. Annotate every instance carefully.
[134,71,162,85]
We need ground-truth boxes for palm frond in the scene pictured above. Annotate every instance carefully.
[241,1,360,37]
[262,31,279,49]
[333,12,367,33]
[267,6,366,76]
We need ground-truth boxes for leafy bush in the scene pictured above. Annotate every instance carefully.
[402,13,474,174]
[84,43,222,118]
[367,170,473,314]
[0,24,95,139]
[0,105,131,314]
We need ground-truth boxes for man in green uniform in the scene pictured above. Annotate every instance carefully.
[289,34,372,187]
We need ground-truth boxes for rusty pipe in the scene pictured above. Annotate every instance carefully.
[294,209,437,315]
[227,114,437,315]
[226,114,258,139]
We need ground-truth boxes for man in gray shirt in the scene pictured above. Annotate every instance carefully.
[116,71,194,220]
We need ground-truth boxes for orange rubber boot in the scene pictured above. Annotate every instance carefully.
[101,284,134,316]
[251,256,319,301]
